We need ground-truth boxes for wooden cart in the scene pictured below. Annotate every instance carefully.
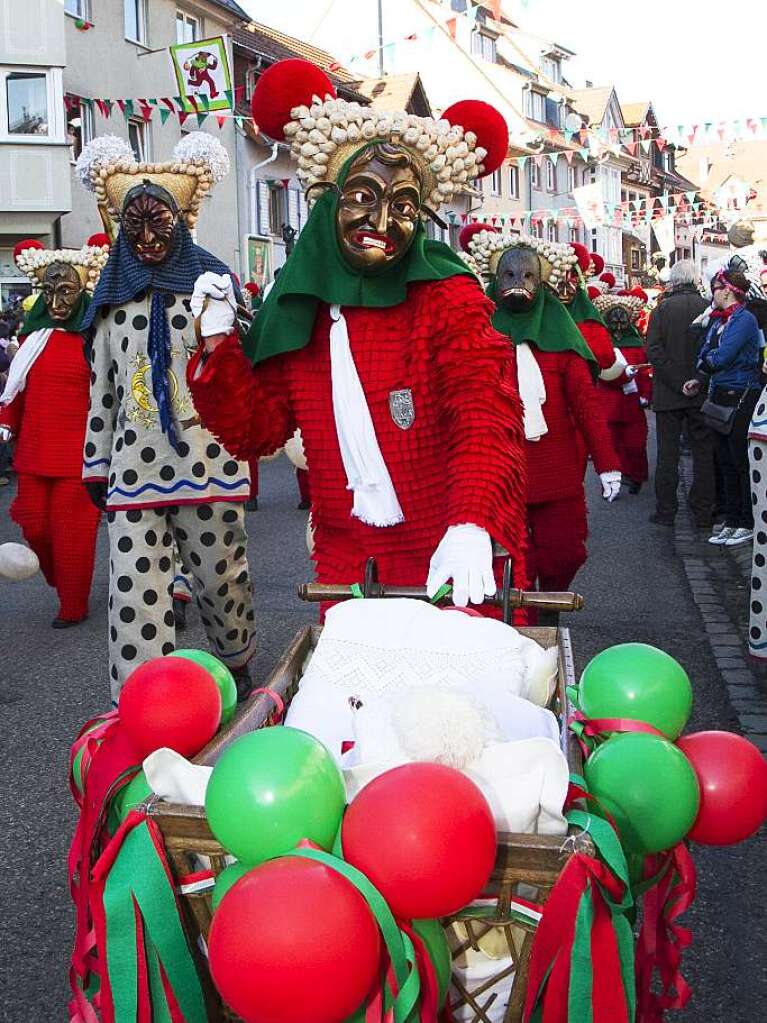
[149,576,588,1023]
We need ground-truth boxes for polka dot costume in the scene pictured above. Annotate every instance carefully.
[107,502,255,699]
[82,293,250,509]
[748,434,767,658]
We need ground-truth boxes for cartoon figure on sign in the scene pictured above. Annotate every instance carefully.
[183,50,219,98]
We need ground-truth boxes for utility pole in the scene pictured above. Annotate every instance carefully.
[378,0,385,77]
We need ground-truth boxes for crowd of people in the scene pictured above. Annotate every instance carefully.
[2,56,767,694]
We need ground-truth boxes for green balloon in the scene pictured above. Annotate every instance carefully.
[171,649,237,725]
[584,732,700,854]
[211,861,250,912]
[413,919,452,1008]
[109,770,153,832]
[205,727,346,865]
[579,643,692,739]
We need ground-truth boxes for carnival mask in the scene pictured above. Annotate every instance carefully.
[122,191,178,266]
[605,305,631,338]
[554,268,579,306]
[336,146,421,274]
[41,263,83,322]
[495,246,541,312]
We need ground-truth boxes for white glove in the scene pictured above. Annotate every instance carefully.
[600,470,621,503]
[624,364,638,379]
[622,379,639,395]
[0,426,13,443]
[426,523,495,608]
[191,272,237,338]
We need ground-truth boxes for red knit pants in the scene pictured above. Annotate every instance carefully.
[609,407,649,483]
[11,473,101,621]
[526,495,588,592]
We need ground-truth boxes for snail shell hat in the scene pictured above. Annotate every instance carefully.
[75,131,230,229]
[250,58,509,209]
[593,291,644,319]
[13,234,111,294]
[459,223,578,289]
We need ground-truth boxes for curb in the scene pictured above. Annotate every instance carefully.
[674,459,767,753]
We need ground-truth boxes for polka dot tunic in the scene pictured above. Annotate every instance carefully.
[82,292,250,510]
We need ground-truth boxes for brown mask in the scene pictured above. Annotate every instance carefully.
[554,268,579,306]
[336,145,421,274]
[495,246,541,312]
[605,305,631,339]
[41,263,84,322]
[122,191,178,265]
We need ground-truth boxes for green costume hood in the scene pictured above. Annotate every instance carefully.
[488,282,596,366]
[20,291,90,336]
[567,286,607,328]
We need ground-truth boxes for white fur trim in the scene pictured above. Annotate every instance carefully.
[599,348,628,382]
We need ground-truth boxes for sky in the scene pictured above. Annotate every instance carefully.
[241,0,764,127]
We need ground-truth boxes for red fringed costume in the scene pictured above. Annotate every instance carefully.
[0,330,100,621]
[189,276,528,592]
[598,359,651,485]
[525,349,618,591]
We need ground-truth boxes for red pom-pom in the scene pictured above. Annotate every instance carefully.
[600,272,616,289]
[86,232,110,249]
[571,242,591,273]
[587,285,601,301]
[459,221,496,252]
[251,59,336,142]
[630,287,648,304]
[13,239,44,262]
[590,253,605,275]
[244,281,260,295]
[442,100,508,177]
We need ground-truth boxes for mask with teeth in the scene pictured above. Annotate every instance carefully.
[554,267,579,306]
[495,246,542,312]
[121,185,178,266]
[604,305,631,339]
[336,144,422,274]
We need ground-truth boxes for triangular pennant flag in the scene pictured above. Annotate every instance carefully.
[655,136,667,152]
[159,107,172,125]
[549,153,559,167]
[116,99,126,116]
[564,150,574,164]
[533,154,543,167]
[147,97,158,106]
[188,94,199,113]
[626,141,638,156]
[161,97,175,112]
[640,139,652,154]
[216,115,226,129]
[686,190,697,202]
[446,16,457,39]
[199,93,211,112]
[174,96,186,111]
[178,110,189,127]
[140,105,153,122]
[225,88,234,109]
[103,99,113,118]
[460,213,468,224]
[196,112,208,127]
[518,156,528,169]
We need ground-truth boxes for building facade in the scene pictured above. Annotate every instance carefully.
[0,0,71,305]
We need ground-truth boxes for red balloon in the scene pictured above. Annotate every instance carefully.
[677,731,767,845]
[209,856,381,1023]
[119,656,221,759]
[342,763,496,918]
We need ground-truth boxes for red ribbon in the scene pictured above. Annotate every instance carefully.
[569,712,666,759]
[635,843,697,1022]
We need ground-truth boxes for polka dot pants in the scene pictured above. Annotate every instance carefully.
[748,439,767,658]
[106,502,256,699]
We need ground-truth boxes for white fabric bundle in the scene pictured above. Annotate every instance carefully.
[515,341,548,441]
[142,748,212,806]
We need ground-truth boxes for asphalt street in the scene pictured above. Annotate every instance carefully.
[1,440,765,1022]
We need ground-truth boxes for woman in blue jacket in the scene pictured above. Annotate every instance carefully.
[683,265,762,546]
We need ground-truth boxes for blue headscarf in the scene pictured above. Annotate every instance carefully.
[82,218,232,453]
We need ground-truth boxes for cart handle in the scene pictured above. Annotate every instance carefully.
[297,582,583,614]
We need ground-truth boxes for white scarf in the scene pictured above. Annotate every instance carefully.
[0,328,53,405]
[515,342,548,442]
[329,305,404,527]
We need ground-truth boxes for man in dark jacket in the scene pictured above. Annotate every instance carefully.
[646,260,712,526]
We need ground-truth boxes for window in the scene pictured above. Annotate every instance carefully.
[449,223,461,250]
[545,160,555,192]
[66,97,94,161]
[570,227,579,244]
[471,30,497,63]
[630,248,641,270]
[540,55,560,83]
[6,72,48,135]
[269,185,286,235]
[508,165,519,199]
[531,221,544,239]
[127,118,149,161]
[547,222,558,242]
[124,0,147,44]
[531,161,542,190]
[65,0,91,17]
[490,168,502,197]
[176,10,200,44]
[525,90,546,122]
[567,165,576,193]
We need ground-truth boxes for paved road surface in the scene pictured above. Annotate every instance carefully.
[1,443,764,1021]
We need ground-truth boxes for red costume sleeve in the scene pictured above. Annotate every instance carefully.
[578,320,615,372]
[428,276,527,557]
[187,333,296,459]
[562,353,620,474]
[0,392,22,434]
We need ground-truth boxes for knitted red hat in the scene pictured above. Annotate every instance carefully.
[459,222,497,252]
[587,285,601,301]
[630,286,648,304]
[87,232,111,249]
[442,100,509,177]
[600,272,616,289]
[589,253,605,275]
[571,242,591,274]
[251,59,337,141]
[244,281,260,295]
[13,239,44,262]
